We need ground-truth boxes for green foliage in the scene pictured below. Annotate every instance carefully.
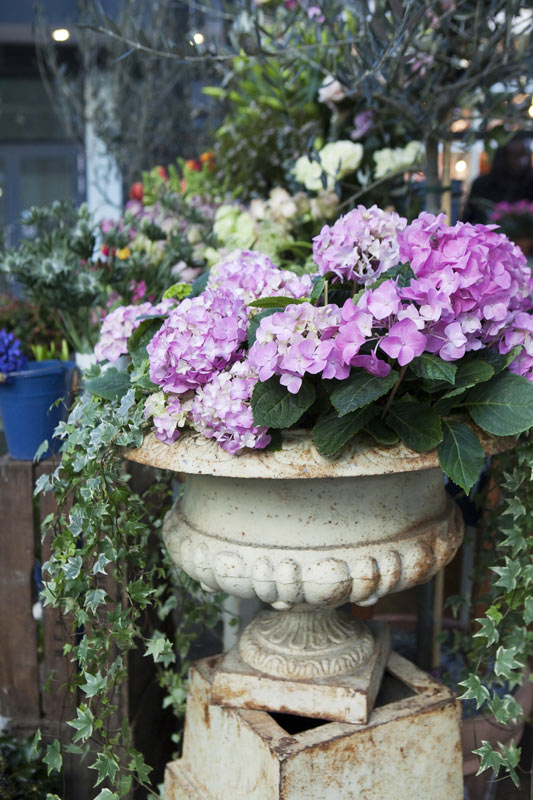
[252,376,316,428]
[36,371,223,797]
[0,731,59,799]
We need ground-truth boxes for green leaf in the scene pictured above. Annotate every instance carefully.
[84,589,107,614]
[144,632,175,666]
[67,706,94,742]
[80,670,107,698]
[472,741,504,777]
[330,370,398,417]
[252,377,315,428]
[93,791,120,800]
[310,276,325,305]
[478,345,521,375]
[34,439,50,461]
[442,360,494,398]
[85,368,131,402]
[386,399,442,452]
[248,296,306,308]
[473,616,500,647]
[524,597,533,625]
[494,646,523,678]
[437,421,485,494]
[313,405,378,457]
[465,372,533,436]
[247,308,279,347]
[90,751,120,786]
[410,354,457,384]
[364,418,399,445]
[457,674,490,706]
[128,319,163,369]
[43,740,62,775]
[190,270,210,297]
[64,555,83,580]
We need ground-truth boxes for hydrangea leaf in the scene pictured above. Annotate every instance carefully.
[465,372,533,436]
[364,418,399,445]
[330,369,398,417]
[437,420,485,494]
[386,398,442,452]
[85,368,131,402]
[313,405,378,457]
[252,376,315,428]
[410,354,457,384]
[247,308,279,347]
[441,359,494,398]
[248,296,306,308]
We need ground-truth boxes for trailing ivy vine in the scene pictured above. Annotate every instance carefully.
[36,374,223,799]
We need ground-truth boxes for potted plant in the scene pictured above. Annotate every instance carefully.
[0,328,76,461]
[39,206,533,796]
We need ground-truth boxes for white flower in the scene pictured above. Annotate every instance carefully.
[267,187,298,221]
[373,141,425,179]
[292,141,363,192]
[318,75,347,105]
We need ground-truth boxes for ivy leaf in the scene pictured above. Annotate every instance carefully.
[80,671,107,698]
[252,376,315,428]
[313,405,378,457]
[457,674,490,707]
[386,398,442,452]
[437,420,485,494]
[472,616,500,647]
[441,360,494,398]
[84,589,107,614]
[67,706,94,742]
[43,740,62,775]
[330,370,398,416]
[524,597,533,625]
[90,751,120,786]
[93,791,120,800]
[473,741,504,776]
[410,354,457,384]
[494,646,523,679]
[64,555,83,580]
[85,369,131,402]
[68,507,84,537]
[248,296,306,308]
[465,372,533,436]
[144,632,175,666]
[492,557,521,591]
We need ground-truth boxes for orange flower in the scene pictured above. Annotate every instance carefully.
[185,159,202,172]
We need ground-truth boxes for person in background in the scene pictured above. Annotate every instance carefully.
[462,131,533,224]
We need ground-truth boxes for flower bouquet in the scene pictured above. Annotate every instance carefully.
[90,205,533,494]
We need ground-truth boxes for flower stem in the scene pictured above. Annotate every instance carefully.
[381,364,407,420]
[324,280,329,306]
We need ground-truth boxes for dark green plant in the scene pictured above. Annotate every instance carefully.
[0,732,59,800]
[36,368,223,799]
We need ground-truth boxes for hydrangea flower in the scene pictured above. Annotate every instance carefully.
[144,391,192,445]
[398,213,533,360]
[0,329,27,375]
[312,205,407,284]
[147,289,248,394]
[95,299,175,363]
[248,302,346,393]
[190,361,271,454]
[207,250,312,302]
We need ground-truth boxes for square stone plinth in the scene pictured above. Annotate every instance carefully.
[210,621,389,725]
[164,651,463,800]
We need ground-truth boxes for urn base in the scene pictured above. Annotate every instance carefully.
[164,651,463,800]
[211,618,390,724]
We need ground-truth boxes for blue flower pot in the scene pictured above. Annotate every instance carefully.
[0,360,77,461]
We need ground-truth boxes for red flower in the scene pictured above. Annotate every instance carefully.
[129,181,144,202]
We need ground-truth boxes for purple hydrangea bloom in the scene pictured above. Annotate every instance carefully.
[147,289,248,394]
[207,249,313,302]
[95,299,176,363]
[144,391,192,445]
[248,302,347,394]
[0,329,27,375]
[312,205,407,284]
[190,361,271,454]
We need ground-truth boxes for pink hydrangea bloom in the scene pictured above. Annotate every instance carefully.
[207,250,312,302]
[248,302,347,394]
[398,213,533,361]
[95,298,175,363]
[190,361,271,454]
[147,289,248,394]
[312,205,407,284]
[144,391,192,445]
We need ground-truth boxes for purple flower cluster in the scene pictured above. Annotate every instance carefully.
[95,299,175,363]
[144,391,192,445]
[147,289,248,394]
[398,213,533,361]
[190,361,271,454]
[312,205,407,284]
[0,329,27,375]
[248,302,347,393]
[207,250,312,302]
[491,200,533,222]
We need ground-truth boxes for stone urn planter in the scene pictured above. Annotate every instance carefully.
[127,428,510,721]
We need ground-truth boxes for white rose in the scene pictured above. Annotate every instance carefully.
[268,187,298,220]
[374,141,424,179]
[319,140,363,182]
[292,155,324,192]
[318,75,347,105]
